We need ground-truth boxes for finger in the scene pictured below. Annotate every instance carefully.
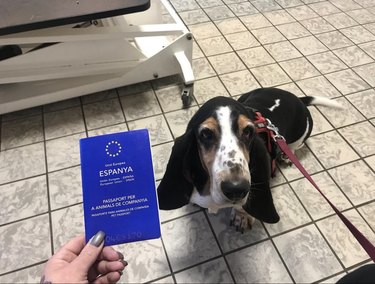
[94,271,122,284]
[96,259,127,275]
[71,231,105,271]
[53,235,86,262]
[98,247,123,262]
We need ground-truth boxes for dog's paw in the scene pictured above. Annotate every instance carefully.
[229,208,255,234]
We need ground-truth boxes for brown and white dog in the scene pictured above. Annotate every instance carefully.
[157,87,342,231]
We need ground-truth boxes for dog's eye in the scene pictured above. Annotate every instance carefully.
[242,125,254,138]
[199,128,214,141]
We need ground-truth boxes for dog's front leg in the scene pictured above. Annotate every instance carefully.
[230,207,255,233]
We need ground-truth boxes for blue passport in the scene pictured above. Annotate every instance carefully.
[79,129,161,246]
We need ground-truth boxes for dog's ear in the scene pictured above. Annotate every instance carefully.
[243,135,280,223]
[157,130,208,210]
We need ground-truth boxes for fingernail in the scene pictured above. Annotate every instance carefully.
[89,231,105,247]
[119,260,128,267]
[117,251,124,260]
[117,270,123,276]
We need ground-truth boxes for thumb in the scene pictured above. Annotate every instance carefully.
[72,231,106,271]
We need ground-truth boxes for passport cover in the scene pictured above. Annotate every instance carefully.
[80,129,161,246]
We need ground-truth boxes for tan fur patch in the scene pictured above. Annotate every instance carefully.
[237,114,253,163]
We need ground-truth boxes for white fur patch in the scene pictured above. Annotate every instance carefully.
[268,99,281,112]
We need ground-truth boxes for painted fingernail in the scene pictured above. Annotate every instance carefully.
[118,270,123,276]
[119,260,128,267]
[89,231,105,247]
[117,251,124,260]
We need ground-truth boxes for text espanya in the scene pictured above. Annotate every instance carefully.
[99,166,133,177]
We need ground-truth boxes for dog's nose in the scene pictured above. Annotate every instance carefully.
[221,179,250,201]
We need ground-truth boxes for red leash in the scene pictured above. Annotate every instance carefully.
[255,113,375,262]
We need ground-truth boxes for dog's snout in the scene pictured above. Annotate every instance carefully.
[221,180,250,201]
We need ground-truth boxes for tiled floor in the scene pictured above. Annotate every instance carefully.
[1,0,375,283]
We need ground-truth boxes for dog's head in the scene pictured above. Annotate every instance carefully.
[157,96,279,223]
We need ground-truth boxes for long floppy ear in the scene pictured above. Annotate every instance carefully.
[157,130,208,210]
[242,135,280,223]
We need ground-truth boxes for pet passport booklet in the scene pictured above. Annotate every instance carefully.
[80,129,161,246]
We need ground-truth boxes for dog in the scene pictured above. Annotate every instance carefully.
[157,87,342,231]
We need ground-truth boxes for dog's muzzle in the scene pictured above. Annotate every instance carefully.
[221,179,250,202]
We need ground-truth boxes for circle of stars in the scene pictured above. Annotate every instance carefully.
[105,141,122,157]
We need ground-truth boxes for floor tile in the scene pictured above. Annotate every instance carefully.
[275,81,304,96]
[275,0,304,8]
[317,209,375,267]
[159,204,202,223]
[320,272,347,284]
[290,171,351,220]
[365,155,375,171]
[307,51,346,74]
[174,258,233,283]
[328,160,375,206]
[274,224,342,283]
[263,9,296,25]
[291,35,328,55]
[333,46,374,67]
[325,69,370,95]
[226,240,292,283]
[220,70,261,96]
[188,22,221,40]
[48,166,82,210]
[324,13,358,29]
[239,13,272,30]
[251,0,282,12]
[264,41,302,61]
[296,75,342,98]
[286,5,319,20]
[308,1,341,16]
[83,98,125,130]
[251,63,292,87]
[45,132,86,172]
[0,142,46,185]
[329,0,362,11]
[359,41,375,60]
[279,57,320,80]
[237,46,275,68]
[44,107,85,140]
[194,77,230,104]
[300,17,335,34]
[152,142,173,180]
[307,130,360,168]
[208,52,246,74]
[316,31,354,50]
[120,90,162,121]
[207,207,268,252]
[346,89,375,119]
[155,85,195,113]
[228,2,258,16]
[0,264,44,284]
[43,97,81,113]
[215,18,247,35]
[169,0,200,12]
[353,62,375,87]
[196,0,223,9]
[358,201,375,231]
[317,96,365,128]
[162,212,221,271]
[0,175,48,225]
[340,25,375,44]
[347,9,375,25]
[164,106,199,138]
[87,123,128,137]
[128,115,173,146]
[114,238,170,283]
[276,22,311,39]
[1,115,43,150]
[203,5,235,21]
[0,214,51,274]
[364,22,375,35]
[251,26,286,44]
[225,31,260,50]
[51,204,84,251]
[180,9,210,25]
[117,81,153,96]
[278,146,324,181]
[193,40,205,59]
[1,107,41,122]
[339,121,375,157]
[264,184,311,236]
[197,36,233,56]
[193,57,216,80]
[81,89,118,105]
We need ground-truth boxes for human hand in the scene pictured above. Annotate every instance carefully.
[41,231,127,284]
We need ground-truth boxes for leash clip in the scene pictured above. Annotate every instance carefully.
[265,119,286,141]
